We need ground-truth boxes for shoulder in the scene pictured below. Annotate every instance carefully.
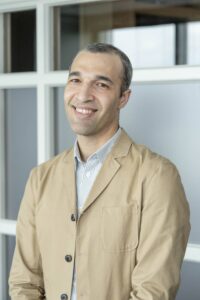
[133,143,178,176]
[118,129,179,180]
[29,148,73,182]
[123,133,188,213]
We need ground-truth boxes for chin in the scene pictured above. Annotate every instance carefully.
[71,126,95,137]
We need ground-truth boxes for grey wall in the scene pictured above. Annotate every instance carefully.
[5,88,37,300]
[5,88,37,220]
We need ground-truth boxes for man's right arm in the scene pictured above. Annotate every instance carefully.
[9,169,45,299]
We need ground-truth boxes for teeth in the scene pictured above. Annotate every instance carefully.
[76,107,93,114]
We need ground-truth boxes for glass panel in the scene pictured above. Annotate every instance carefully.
[54,0,200,70]
[4,88,37,220]
[187,22,200,65]
[121,82,200,244]
[2,10,36,73]
[113,24,175,68]
[5,235,15,300]
[54,87,75,154]
[176,261,200,300]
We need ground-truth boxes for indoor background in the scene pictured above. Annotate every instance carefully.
[0,0,200,299]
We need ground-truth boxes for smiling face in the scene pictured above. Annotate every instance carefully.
[64,50,130,143]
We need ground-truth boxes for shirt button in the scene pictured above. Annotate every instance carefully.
[60,294,68,300]
[71,213,76,221]
[65,255,72,262]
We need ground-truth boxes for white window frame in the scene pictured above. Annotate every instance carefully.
[0,0,200,299]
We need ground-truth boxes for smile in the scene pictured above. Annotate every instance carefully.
[76,107,94,115]
[72,105,98,116]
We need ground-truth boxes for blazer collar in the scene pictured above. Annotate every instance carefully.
[110,128,132,159]
[63,128,132,162]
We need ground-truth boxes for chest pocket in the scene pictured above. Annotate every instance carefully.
[101,204,138,252]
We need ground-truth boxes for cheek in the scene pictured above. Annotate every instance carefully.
[64,89,73,107]
[63,93,72,116]
[105,98,120,113]
[63,98,69,113]
[99,101,119,123]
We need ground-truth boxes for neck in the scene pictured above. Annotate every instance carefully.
[77,126,119,161]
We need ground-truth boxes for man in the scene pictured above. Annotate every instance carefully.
[9,43,190,300]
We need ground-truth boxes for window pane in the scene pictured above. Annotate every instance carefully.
[2,10,36,73]
[53,87,75,154]
[4,88,37,220]
[176,261,200,300]
[113,24,175,68]
[5,235,15,300]
[121,82,200,244]
[187,22,200,65]
[53,0,200,70]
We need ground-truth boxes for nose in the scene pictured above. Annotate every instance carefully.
[76,83,94,103]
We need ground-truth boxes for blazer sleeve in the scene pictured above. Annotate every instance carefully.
[129,161,190,300]
[9,169,45,300]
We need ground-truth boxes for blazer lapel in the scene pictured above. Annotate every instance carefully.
[82,156,120,212]
[81,129,132,213]
[62,148,119,216]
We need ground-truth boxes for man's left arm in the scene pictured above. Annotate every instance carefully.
[129,161,190,300]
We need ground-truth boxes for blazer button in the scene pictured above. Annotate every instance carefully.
[65,255,72,262]
[71,213,76,221]
[60,294,68,300]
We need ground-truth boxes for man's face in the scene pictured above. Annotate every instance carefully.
[64,50,130,139]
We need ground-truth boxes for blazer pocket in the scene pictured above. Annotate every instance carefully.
[101,204,138,252]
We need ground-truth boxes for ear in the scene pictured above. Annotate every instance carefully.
[118,89,131,109]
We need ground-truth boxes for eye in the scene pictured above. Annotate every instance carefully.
[68,78,81,84]
[96,82,109,89]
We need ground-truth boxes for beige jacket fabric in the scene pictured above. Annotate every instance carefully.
[9,130,190,300]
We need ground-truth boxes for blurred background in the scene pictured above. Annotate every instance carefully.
[0,0,200,299]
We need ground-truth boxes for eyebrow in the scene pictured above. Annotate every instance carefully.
[68,71,80,78]
[68,71,113,85]
[95,75,113,85]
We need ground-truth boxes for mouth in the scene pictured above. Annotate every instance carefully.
[72,105,98,116]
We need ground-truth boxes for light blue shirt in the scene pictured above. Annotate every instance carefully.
[71,128,121,300]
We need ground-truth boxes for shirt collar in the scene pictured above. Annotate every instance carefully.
[74,128,121,165]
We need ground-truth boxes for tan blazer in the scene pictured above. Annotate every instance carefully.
[9,130,190,300]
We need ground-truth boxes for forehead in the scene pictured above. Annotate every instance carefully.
[70,51,123,79]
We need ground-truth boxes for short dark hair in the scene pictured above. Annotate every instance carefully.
[84,43,133,94]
